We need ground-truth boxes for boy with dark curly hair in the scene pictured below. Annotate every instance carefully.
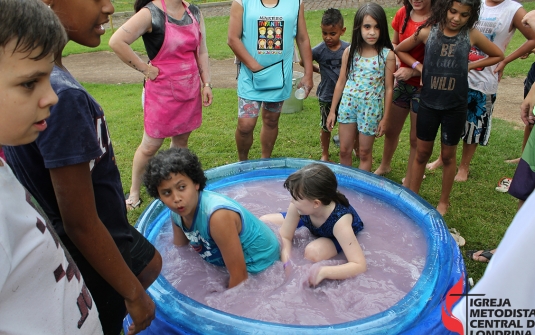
[144,148,280,288]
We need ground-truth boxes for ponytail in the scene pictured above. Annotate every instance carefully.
[400,3,412,35]
[335,191,349,207]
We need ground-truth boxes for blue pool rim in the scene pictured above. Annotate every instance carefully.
[125,158,466,334]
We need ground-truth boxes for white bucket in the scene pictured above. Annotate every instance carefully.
[282,71,304,114]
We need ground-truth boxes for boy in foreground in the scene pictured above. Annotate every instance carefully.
[144,148,280,288]
[0,0,102,333]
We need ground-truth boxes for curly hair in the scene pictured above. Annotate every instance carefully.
[346,3,393,79]
[143,148,207,198]
[321,8,344,28]
[416,0,481,36]
[284,163,349,207]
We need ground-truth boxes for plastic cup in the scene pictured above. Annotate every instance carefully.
[294,87,306,100]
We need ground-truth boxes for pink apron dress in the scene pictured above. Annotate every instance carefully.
[143,0,202,138]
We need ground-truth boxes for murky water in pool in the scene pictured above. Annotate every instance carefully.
[155,178,426,325]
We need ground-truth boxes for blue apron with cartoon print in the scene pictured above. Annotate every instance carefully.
[237,0,299,102]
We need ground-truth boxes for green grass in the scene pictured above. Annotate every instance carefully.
[66,2,535,77]
[111,0,227,12]
[75,2,535,284]
[85,83,523,282]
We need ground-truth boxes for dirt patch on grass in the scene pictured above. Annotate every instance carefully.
[63,51,526,127]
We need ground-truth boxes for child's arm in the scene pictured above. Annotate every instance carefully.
[210,209,248,288]
[376,50,396,137]
[469,29,505,71]
[171,219,189,246]
[394,28,430,76]
[392,30,400,61]
[299,59,320,73]
[493,7,535,80]
[227,2,263,72]
[326,48,350,131]
[309,214,366,286]
[295,2,314,96]
[50,163,155,333]
[278,203,301,265]
[197,12,213,107]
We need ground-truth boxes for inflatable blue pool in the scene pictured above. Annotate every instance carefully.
[124,158,466,334]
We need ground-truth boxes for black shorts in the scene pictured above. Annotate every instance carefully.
[63,225,156,335]
[509,158,535,201]
[319,100,338,132]
[417,104,466,146]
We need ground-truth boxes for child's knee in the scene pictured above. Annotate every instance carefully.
[415,150,431,164]
[304,245,324,262]
[359,148,372,161]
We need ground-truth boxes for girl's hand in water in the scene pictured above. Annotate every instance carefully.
[308,264,325,287]
[283,260,292,278]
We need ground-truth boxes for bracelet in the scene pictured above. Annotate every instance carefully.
[411,61,420,69]
[283,261,290,269]
[204,82,212,89]
[144,64,152,80]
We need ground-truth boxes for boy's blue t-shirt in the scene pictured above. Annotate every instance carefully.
[312,40,350,102]
[171,190,280,274]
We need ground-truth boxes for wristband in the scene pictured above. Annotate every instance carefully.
[283,261,290,269]
[411,61,420,69]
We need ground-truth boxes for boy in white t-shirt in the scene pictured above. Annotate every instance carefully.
[0,0,102,334]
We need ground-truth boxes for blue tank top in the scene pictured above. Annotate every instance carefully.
[237,0,299,102]
[171,190,280,273]
[301,203,364,238]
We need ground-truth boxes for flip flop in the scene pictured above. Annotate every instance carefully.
[495,177,512,193]
[466,249,494,262]
[125,193,142,210]
[448,228,465,247]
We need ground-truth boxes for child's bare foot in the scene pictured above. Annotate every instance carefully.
[436,201,449,216]
[454,169,469,182]
[505,157,520,164]
[426,158,443,170]
[320,155,329,162]
[374,165,391,176]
